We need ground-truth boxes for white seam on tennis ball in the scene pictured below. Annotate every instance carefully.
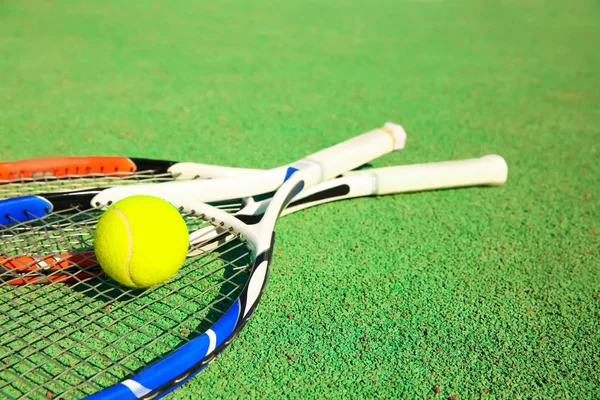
[113,208,134,286]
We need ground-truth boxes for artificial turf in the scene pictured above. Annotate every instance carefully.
[1,0,599,398]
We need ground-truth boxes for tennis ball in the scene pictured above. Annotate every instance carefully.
[94,195,189,288]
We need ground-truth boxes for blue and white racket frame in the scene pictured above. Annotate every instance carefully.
[87,172,308,400]
[0,148,512,399]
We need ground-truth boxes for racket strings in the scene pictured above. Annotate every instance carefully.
[2,250,251,396]
[0,200,249,282]
[11,248,248,400]
[0,291,132,397]
[0,170,179,200]
[1,206,97,255]
[0,209,254,399]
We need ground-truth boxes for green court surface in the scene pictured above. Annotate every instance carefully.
[1,0,599,398]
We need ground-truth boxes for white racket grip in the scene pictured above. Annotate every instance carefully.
[279,155,507,216]
[351,154,508,195]
[292,122,406,187]
[172,122,406,182]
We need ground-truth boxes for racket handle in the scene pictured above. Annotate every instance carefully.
[295,122,407,185]
[275,155,507,216]
[347,154,508,194]
[174,123,407,182]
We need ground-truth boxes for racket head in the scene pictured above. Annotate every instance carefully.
[0,157,179,199]
[0,204,259,398]
[0,172,305,399]
[0,157,261,200]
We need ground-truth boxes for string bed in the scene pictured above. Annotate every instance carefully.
[0,171,184,199]
[0,204,250,399]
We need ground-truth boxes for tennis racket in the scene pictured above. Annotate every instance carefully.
[0,157,262,199]
[0,125,407,399]
[0,123,405,199]
[1,154,508,280]
[0,155,507,398]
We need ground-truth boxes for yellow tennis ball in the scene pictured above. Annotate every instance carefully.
[93,195,189,288]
